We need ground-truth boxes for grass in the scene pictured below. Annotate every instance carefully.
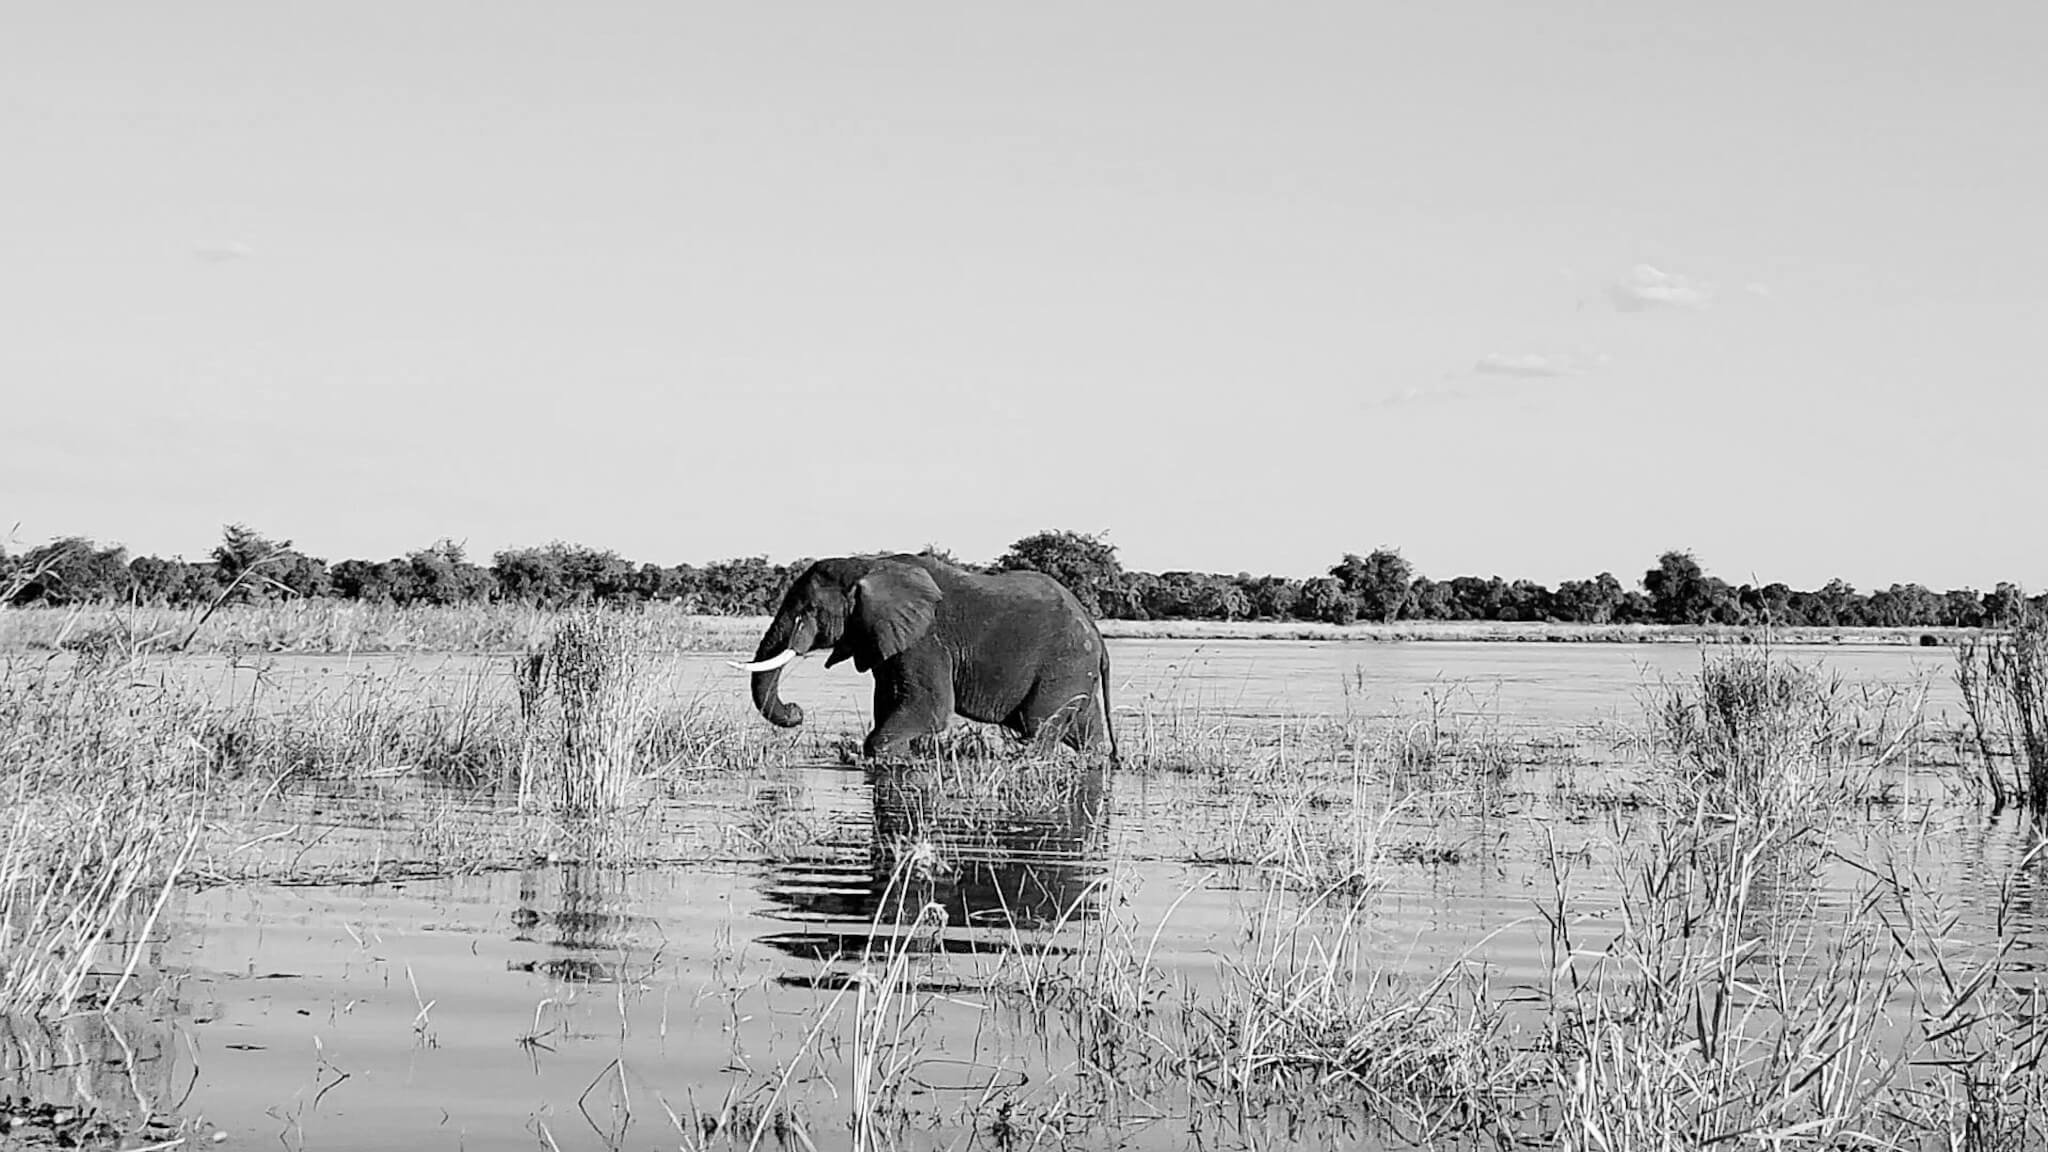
[0,600,767,657]
[0,601,1992,657]
[1955,612,2048,809]
[516,609,658,814]
[0,617,813,892]
[1100,617,1981,647]
[1651,647,1927,816]
[3,615,2038,1149]
[1537,805,2048,1149]
[0,660,206,1016]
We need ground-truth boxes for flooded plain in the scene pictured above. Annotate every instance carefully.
[7,639,2042,1150]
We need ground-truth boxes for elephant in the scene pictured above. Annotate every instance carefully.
[754,760,1112,979]
[732,553,1118,760]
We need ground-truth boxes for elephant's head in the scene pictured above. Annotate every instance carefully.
[736,556,943,729]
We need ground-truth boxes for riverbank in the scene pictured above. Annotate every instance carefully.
[1098,618,1964,646]
[0,601,1973,655]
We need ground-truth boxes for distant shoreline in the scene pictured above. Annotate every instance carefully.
[695,615,1969,649]
[1093,619,1968,646]
[0,602,1977,656]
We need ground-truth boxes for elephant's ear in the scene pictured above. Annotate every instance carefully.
[847,561,942,671]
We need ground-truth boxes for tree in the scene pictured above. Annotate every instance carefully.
[3,537,133,605]
[1330,549,1413,622]
[994,530,1124,618]
[1816,578,1866,626]
[697,556,792,614]
[1643,550,1716,625]
[1295,576,1356,624]
[210,524,313,601]
[129,555,219,607]
[561,545,635,602]
[1407,577,1453,620]
[1235,574,1301,621]
[1502,579,1555,623]
[490,542,631,606]
[918,544,984,573]
[492,545,569,605]
[1446,575,1510,621]
[1866,583,1941,628]
[1984,583,2029,628]
[629,562,698,604]
[1553,573,1625,623]
[1138,571,1250,620]
[1940,588,1986,628]
[331,558,408,603]
[1746,582,1798,626]
[407,540,494,605]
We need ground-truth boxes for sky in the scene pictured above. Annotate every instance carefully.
[3,2,2044,591]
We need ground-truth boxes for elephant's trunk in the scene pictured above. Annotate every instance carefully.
[749,614,818,729]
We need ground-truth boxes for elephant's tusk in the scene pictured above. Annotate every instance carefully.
[728,649,799,673]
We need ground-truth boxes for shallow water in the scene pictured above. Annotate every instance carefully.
[148,635,1973,729]
[8,640,2035,1150]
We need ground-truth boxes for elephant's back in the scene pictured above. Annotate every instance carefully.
[943,569,1102,659]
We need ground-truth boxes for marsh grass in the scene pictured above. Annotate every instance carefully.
[0,600,767,657]
[511,611,801,818]
[0,1013,185,1148]
[693,828,960,1152]
[515,610,658,814]
[1202,895,1523,1141]
[1956,613,2048,809]
[993,795,1527,1147]
[821,724,1528,1143]
[197,657,516,784]
[1367,682,1518,810]
[0,638,803,891]
[2,603,1973,659]
[1538,804,2048,1149]
[8,604,2039,1147]
[1651,648,1924,816]
[819,650,2015,1148]
[0,662,206,1016]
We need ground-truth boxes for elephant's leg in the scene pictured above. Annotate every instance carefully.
[1007,676,1102,754]
[864,661,956,759]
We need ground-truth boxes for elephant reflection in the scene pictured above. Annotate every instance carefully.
[505,862,643,982]
[755,761,1111,978]
[3,1014,180,1146]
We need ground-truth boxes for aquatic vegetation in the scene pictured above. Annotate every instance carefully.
[0,599,765,657]
[515,608,658,813]
[1956,613,2048,809]
[0,627,2037,1149]
[1651,647,1925,815]
[0,662,206,1015]
[1538,805,2048,1149]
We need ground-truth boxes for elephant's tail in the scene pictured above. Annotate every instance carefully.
[1099,644,1120,766]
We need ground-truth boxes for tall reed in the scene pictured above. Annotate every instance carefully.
[0,661,207,1015]
[0,601,762,656]
[1955,613,2048,809]
[517,611,657,814]
[1653,648,1921,815]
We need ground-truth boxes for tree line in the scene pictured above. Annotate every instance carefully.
[2,525,2040,629]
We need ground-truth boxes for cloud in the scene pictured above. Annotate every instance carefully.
[193,241,254,263]
[1367,384,1468,409]
[1472,351,1608,379]
[1607,264,1713,312]
[1474,352,1572,379]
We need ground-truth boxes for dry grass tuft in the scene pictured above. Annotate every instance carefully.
[516,610,653,813]
[0,600,771,657]
[1956,613,2048,809]
[0,662,206,1015]
[1652,648,1923,815]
